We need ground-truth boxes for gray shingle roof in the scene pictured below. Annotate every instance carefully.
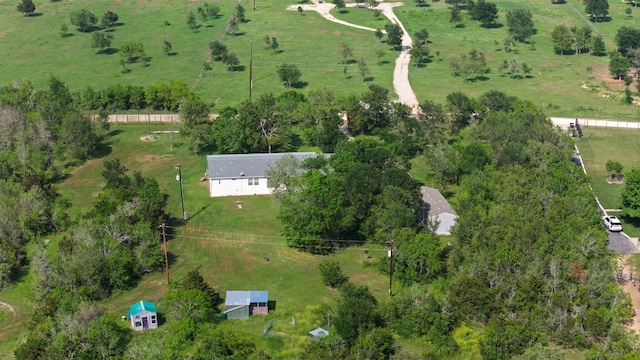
[420,186,457,216]
[206,152,319,179]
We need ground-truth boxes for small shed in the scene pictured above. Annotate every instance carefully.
[420,186,458,235]
[223,291,269,320]
[128,301,158,331]
[309,327,329,340]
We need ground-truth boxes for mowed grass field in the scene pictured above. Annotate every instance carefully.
[4,0,640,117]
[398,0,640,120]
[0,0,396,109]
[576,127,640,236]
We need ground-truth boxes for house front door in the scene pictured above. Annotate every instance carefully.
[142,316,149,330]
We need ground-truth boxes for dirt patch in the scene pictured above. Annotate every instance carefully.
[0,302,16,316]
[592,64,628,91]
[141,154,174,162]
[140,135,158,142]
[618,256,640,332]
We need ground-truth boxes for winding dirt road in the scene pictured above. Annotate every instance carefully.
[287,1,419,113]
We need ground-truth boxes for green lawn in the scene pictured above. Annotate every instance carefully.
[1,124,391,358]
[330,6,390,30]
[576,127,640,236]
[6,0,640,117]
[397,0,640,120]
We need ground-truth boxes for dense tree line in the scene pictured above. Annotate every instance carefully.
[271,88,637,358]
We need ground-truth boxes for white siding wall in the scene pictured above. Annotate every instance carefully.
[434,213,458,235]
[209,177,272,197]
[130,310,158,331]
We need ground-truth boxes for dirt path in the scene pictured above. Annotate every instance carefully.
[619,256,640,332]
[287,1,420,113]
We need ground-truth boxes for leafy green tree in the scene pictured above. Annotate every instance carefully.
[163,39,173,55]
[506,8,535,42]
[100,10,119,28]
[182,268,221,308]
[91,32,113,54]
[187,11,197,30]
[591,35,606,55]
[57,112,100,161]
[469,0,498,27]
[609,51,631,79]
[606,160,624,180]
[445,0,466,7]
[197,6,208,24]
[277,63,302,88]
[450,6,462,27]
[480,319,545,359]
[333,0,346,12]
[615,27,640,57]
[119,40,145,63]
[70,9,98,32]
[226,14,239,35]
[270,37,280,53]
[357,58,369,83]
[180,98,212,154]
[59,23,68,37]
[338,41,353,65]
[334,283,381,345]
[206,3,221,18]
[410,43,429,67]
[585,0,609,22]
[318,260,348,288]
[622,167,640,218]
[16,0,35,16]
[551,24,574,54]
[235,4,247,22]
[222,52,240,71]
[385,23,403,50]
[209,40,228,61]
[351,328,397,359]
[165,288,217,323]
[414,28,430,45]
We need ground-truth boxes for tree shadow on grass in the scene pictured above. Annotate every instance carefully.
[27,13,43,17]
[363,76,374,82]
[61,33,75,38]
[346,59,357,65]
[292,81,308,89]
[377,60,390,65]
[465,75,490,82]
[484,22,503,29]
[592,16,612,23]
[101,47,119,55]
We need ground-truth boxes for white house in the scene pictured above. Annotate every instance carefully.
[420,186,458,235]
[128,300,158,331]
[206,152,320,197]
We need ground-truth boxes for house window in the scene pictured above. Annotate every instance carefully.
[248,178,259,186]
[135,321,141,327]
[135,315,140,319]
[151,315,157,324]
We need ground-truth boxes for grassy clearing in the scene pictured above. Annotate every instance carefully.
[9,124,391,358]
[397,0,640,120]
[576,127,640,236]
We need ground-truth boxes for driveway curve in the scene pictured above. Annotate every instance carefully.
[287,1,419,113]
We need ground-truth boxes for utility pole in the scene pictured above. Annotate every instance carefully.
[254,0,256,11]
[388,237,393,296]
[249,40,253,101]
[176,165,187,222]
[161,223,170,284]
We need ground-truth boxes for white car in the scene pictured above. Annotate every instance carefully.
[603,215,623,232]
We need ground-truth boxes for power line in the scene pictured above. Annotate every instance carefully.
[164,225,380,245]
[171,233,387,252]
